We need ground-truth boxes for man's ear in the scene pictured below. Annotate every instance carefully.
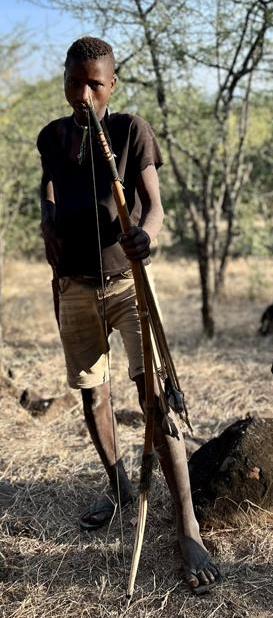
[111,73,117,93]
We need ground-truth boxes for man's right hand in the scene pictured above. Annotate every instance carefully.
[118,226,151,261]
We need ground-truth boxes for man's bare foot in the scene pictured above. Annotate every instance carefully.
[178,535,221,594]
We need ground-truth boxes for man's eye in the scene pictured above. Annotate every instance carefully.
[90,83,103,91]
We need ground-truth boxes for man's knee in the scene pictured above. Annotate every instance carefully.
[133,373,146,409]
[81,384,110,411]
[134,372,162,420]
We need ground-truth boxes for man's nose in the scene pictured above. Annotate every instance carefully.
[79,84,91,105]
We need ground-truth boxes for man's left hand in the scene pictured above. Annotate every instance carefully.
[118,226,151,261]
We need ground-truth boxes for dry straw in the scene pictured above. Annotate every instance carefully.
[1,256,273,617]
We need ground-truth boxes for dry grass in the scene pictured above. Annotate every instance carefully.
[1,255,273,617]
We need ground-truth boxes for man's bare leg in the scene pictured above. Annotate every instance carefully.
[134,373,220,593]
[80,385,133,529]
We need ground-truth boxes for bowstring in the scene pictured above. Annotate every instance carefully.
[86,106,127,585]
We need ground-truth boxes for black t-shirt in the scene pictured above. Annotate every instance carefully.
[37,112,163,277]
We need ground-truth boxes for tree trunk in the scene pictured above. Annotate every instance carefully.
[197,242,215,338]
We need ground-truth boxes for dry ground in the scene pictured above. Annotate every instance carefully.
[1,255,273,618]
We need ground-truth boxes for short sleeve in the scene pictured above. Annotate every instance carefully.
[37,126,46,156]
[37,124,53,176]
[129,115,163,173]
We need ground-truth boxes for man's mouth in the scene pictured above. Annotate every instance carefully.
[74,102,103,123]
[73,105,89,126]
[74,104,88,115]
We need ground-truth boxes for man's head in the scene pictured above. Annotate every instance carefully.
[64,37,116,124]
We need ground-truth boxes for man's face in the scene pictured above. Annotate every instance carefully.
[64,57,116,124]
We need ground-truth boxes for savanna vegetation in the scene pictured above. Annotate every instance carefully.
[1,1,273,336]
[1,2,273,617]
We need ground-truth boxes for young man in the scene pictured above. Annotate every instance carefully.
[37,36,220,594]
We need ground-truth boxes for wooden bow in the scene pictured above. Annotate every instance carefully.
[87,98,191,605]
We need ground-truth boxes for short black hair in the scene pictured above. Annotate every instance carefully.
[65,37,115,70]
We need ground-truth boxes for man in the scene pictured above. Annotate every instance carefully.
[37,36,220,593]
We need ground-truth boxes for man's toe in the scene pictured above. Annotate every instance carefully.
[203,567,215,583]
[197,570,210,586]
[185,571,199,589]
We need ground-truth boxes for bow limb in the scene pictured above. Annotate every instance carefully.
[87,101,157,603]
[126,263,156,605]
[110,199,156,604]
[111,188,157,603]
[126,430,154,605]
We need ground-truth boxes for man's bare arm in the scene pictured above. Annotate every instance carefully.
[41,173,56,231]
[118,164,164,261]
[40,171,63,272]
[136,164,164,241]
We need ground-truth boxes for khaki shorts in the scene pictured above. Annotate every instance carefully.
[58,265,159,389]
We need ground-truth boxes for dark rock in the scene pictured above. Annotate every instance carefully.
[19,389,55,416]
[188,417,273,522]
[115,408,143,428]
[19,389,78,419]
[259,303,273,335]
